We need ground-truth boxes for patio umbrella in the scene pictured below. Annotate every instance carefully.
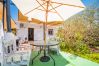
[12,0,85,21]
[12,0,85,42]
[12,0,85,62]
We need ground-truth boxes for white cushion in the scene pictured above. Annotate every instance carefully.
[13,54,21,62]
[6,56,12,63]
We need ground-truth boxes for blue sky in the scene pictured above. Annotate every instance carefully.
[10,4,18,21]
[10,0,99,21]
[82,0,99,9]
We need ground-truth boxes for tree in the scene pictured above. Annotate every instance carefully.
[57,9,99,54]
[82,9,99,47]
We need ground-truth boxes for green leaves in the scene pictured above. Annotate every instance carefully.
[57,9,99,63]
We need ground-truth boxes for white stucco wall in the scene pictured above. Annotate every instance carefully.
[16,22,44,41]
[17,28,28,40]
[34,28,43,40]
[0,21,4,66]
[46,26,58,40]
[16,21,59,41]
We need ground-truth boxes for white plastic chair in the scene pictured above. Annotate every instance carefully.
[6,56,12,64]
[48,39,60,55]
[13,54,21,63]
[22,53,28,61]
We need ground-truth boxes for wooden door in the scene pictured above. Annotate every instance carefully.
[28,28,34,41]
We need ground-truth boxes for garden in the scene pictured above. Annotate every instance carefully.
[57,9,99,63]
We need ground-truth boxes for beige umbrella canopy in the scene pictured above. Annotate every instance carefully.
[12,0,85,22]
[0,2,16,30]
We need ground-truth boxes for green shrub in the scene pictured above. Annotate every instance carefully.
[57,9,99,63]
[79,53,99,63]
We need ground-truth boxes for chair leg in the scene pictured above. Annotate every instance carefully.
[57,49,60,55]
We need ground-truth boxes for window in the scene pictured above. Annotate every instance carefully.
[20,23,24,28]
[48,29,53,35]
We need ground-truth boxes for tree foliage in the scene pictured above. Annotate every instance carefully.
[57,9,99,55]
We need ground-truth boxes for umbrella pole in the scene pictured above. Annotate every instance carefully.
[44,1,49,54]
[40,1,50,62]
[44,22,46,53]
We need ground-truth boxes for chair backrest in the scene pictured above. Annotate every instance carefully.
[13,54,21,62]
[34,40,44,45]
[6,56,12,63]
[19,39,25,44]
[22,53,28,61]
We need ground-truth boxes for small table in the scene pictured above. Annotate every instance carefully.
[31,41,59,66]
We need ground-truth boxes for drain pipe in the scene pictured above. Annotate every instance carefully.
[6,0,11,32]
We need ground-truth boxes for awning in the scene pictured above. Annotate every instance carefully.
[18,11,63,26]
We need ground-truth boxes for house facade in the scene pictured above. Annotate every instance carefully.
[16,21,60,41]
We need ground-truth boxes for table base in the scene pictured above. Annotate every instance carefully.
[40,56,50,62]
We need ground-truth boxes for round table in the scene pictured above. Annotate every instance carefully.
[31,41,59,66]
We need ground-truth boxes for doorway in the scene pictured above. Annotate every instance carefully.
[28,28,34,41]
